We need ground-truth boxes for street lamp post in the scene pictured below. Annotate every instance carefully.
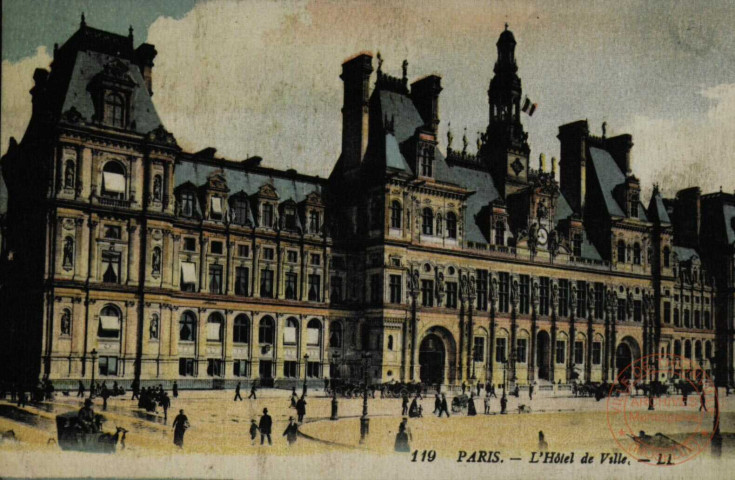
[89,348,98,398]
[648,356,655,411]
[302,353,309,396]
[360,353,371,444]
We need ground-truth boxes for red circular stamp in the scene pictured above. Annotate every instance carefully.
[606,353,718,466]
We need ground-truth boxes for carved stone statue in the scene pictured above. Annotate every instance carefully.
[65,161,75,189]
[436,271,445,303]
[447,123,453,150]
[537,200,548,219]
[150,315,159,339]
[587,285,595,315]
[532,281,539,306]
[152,247,161,274]
[490,277,498,302]
[402,59,408,80]
[153,175,162,201]
[462,128,468,154]
[460,274,469,299]
[626,291,634,318]
[528,222,538,253]
[468,274,477,299]
[511,280,519,307]
[61,310,71,335]
[63,237,74,267]
[551,283,559,310]
[548,230,559,256]
[570,285,578,312]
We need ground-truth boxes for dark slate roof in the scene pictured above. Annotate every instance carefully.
[647,190,671,224]
[174,160,324,202]
[444,162,499,244]
[723,204,735,244]
[673,246,699,263]
[588,146,647,221]
[385,133,412,172]
[579,229,602,260]
[554,192,574,223]
[0,159,8,214]
[60,50,162,134]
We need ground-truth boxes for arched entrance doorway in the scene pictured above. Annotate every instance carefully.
[419,334,445,385]
[536,330,551,380]
[615,336,641,380]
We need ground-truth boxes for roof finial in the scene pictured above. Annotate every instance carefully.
[602,121,607,139]
[81,12,86,27]
[447,122,453,151]
[129,25,134,39]
[402,59,408,82]
[539,153,546,172]
[376,51,383,73]
[462,127,468,155]
[551,157,557,176]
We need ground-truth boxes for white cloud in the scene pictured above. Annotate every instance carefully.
[1,46,53,153]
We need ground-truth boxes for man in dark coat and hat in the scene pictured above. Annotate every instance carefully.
[283,417,299,445]
[296,395,307,423]
[259,408,272,445]
[438,393,450,417]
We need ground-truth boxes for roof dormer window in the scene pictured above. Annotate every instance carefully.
[104,92,125,127]
[210,196,223,220]
[419,144,434,177]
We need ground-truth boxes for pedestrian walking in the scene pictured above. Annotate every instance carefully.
[249,382,257,399]
[484,394,491,414]
[283,417,299,445]
[394,419,411,452]
[409,395,420,418]
[682,389,688,406]
[467,394,477,416]
[172,381,178,398]
[259,408,272,445]
[290,388,298,408]
[77,380,85,398]
[490,384,497,398]
[160,392,171,421]
[538,431,548,451]
[529,383,534,400]
[234,382,243,401]
[433,394,441,414]
[401,394,409,416]
[438,393,450,417]
[131,379,140,400]
[699,390,707,412]
[172,409,189,448]
[462,382,467,395]
[296,395,307,423]
[500,395,507,414]
[476,382,481,397]
[249,419,259,445]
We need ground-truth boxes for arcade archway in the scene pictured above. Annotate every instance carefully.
[536,330,551,380]
[615,336,641,380]
[419,334,445,385]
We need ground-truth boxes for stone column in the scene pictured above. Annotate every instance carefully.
[171,235,181,289]
[550,281,558,383]
[126,224,138,285]
[199,238,209,293]
[488,276,498,384]
[72,218,85,281]
[530,279,539,383]
[197,308,208,378]
[162,231,172,289]
[224,310,234,378]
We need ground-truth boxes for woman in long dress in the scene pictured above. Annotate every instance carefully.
[172,409,189,448]
[467,394,477,416]
[394,422,410,452]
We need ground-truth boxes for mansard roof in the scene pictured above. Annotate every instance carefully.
[588,146,648,221]
[724,203,735,244]
[445,163,500,244]
[647,189,671,225]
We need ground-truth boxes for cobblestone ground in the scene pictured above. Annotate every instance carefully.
[1,386,735,477]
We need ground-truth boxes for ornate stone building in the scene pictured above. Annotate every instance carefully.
[0,21,730,389]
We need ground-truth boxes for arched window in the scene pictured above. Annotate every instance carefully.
[207,312,224,342]
[704,311,711,329]
[259,316,274,344]
[633,243,641,265]
[98,304,121,338]
[422,208,434,236]
[329,321,342,348]
[674,340,681,356]
[387,335,394,351]
[695,341,702,360]
[101,161,126,199]
[233,314,250,343]
[307,319,321,346]
[284,317,299,345]
[390,201,402,229]
[104,92,125,127]
[64,160,75,189]
[617,241,626,263]
[495,221,505,246]
[684,340,691,359]
[446,212,457,239]
[663,247,671,268]
[179,311,197,342]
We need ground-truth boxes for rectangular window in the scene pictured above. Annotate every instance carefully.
[209,265,223,294]
[261,204,274,227]
[309,211,320,233]
[287,251,298,263]
[519,275,530,314]
[211,240,223,254]
[308,274,321,301]
[331,276,343,303]
[260,269,274,298]
[389,275,402,304]
[104,225,121,239]
[516,338,528,364]
[307,362,320,378]
[232,200,248,225]
[421,279,434,307]
[370,274,382,305]
[574,341,584,364]
[210,197,223,220]
[101,252,121,284]
[498,272,510,313]
[577,281,587,317]
[473,337,485,362]
[237,244,249,257]
[559,279,569,317]
[183,237,197,252]
[181,192,194,217]
[263,248,274,261]
[556,341,566,364]
[285,273,298,300]
[98,356,118,376]
[178,358,196,377]
[539,277,550,316]
[284,208,296,230]
[594,283,604,319]
[617,301,626,322]
[207,359,224,377]
[664,302,671,324]
[233,360,249,377]
[180,262,197,292]
[495,338,507,363]
[446,282,458,309]
[592,342,602,365]
[310,253,321,266]
[283,361,298,378]
[634,300,642,322]
[235,267,249,296]
[573,234,582,257]
[476,270,488,311]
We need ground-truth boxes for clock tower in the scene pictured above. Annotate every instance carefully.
[482,24,531,198]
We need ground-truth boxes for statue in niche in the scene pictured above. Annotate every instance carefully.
[152,247,161,275]
[63,237,74,267]
[150,315,159,340]
[65,161,75,189]
[61,310,71,335]
[153,175,162,201]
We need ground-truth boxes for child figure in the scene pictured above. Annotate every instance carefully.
[249,419,259,445]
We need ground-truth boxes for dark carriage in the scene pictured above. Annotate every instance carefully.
[451,394,469,413]
[55,411,127,453]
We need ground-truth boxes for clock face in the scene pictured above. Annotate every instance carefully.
[537,228,548,245]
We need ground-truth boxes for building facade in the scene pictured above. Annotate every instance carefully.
[0,21,731,389]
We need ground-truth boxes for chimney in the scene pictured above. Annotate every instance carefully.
[557,120,589,215]
[340,53,373,171]
[673,187,701,248]
[604,134,633,174]
[30,68,49,118]
[410,75,442,134]
[134,43,157,96]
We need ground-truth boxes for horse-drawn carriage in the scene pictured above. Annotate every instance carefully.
[328,379,364,398]
[451,394,470,413]
[55,411,127,453]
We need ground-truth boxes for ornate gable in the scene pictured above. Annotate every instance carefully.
[257,183,279,200]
